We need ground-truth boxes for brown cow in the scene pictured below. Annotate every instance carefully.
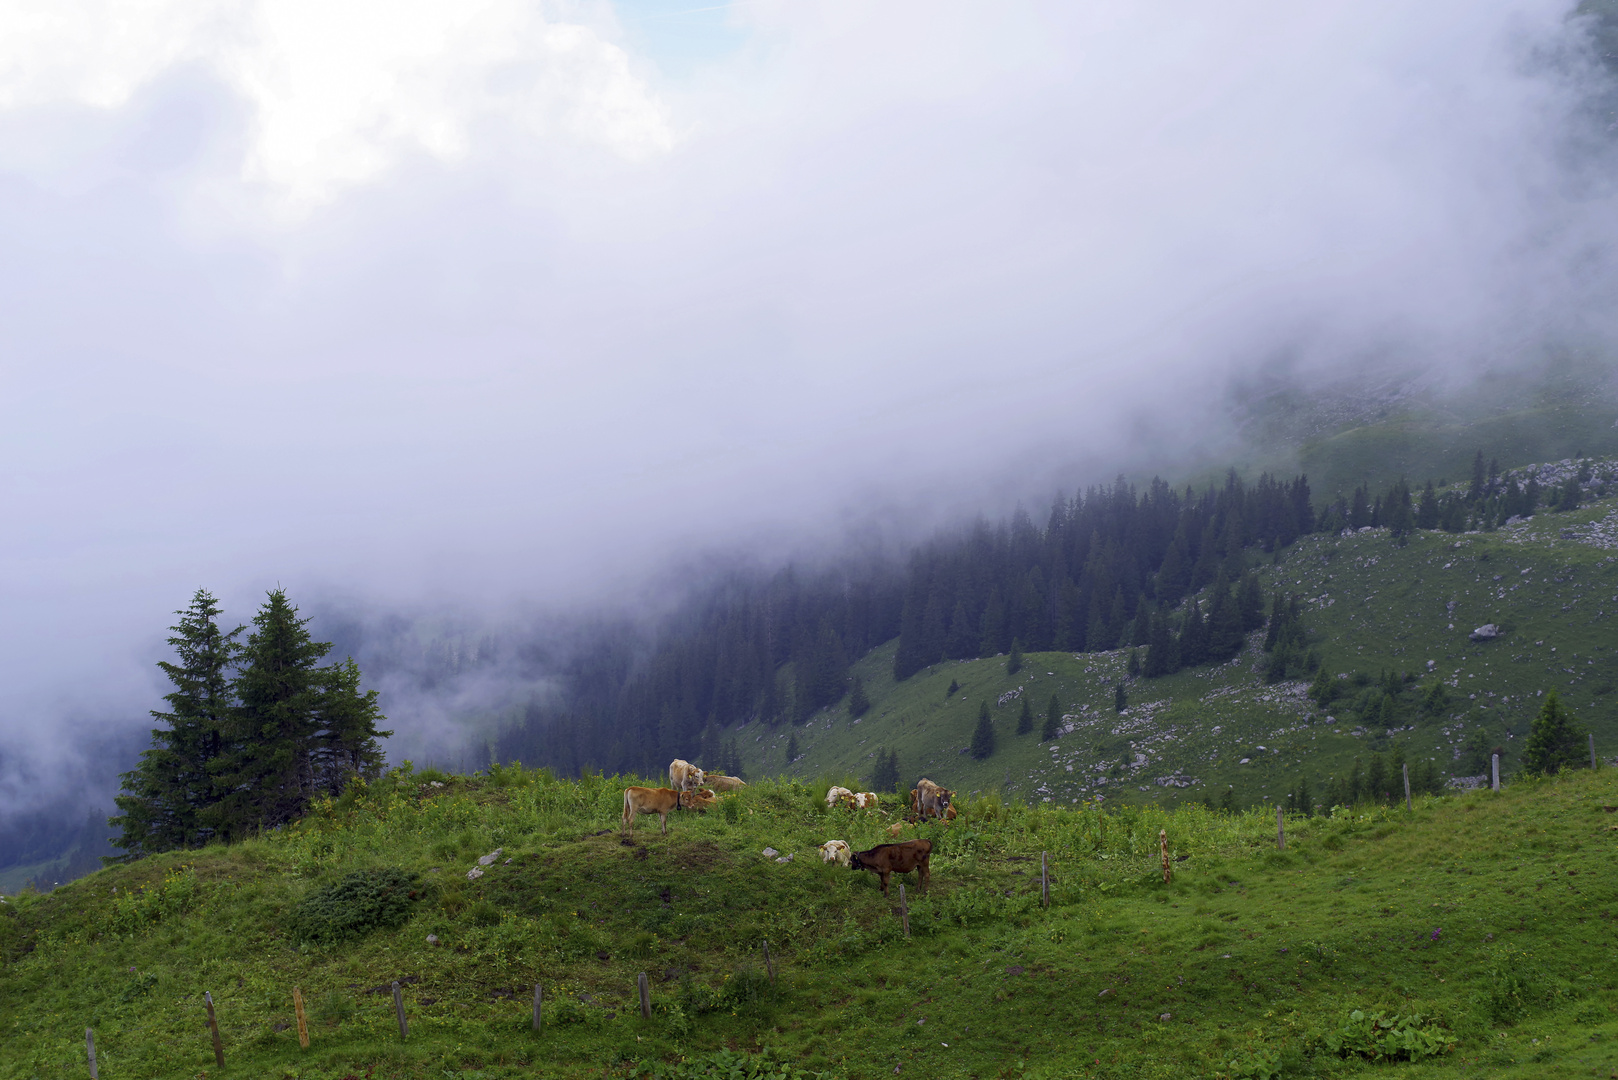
[850,838,932,896]
[706,774,747,792]
[622,786,715,836]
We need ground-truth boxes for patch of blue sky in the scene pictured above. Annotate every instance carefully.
[612,0,752,79]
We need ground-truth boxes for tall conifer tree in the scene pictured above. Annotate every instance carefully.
[109,590,243,860]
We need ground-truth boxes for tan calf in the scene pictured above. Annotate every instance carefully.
[622,786,715,836]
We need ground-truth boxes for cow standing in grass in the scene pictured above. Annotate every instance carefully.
[669,759,705,792]
[850,839,932,896]
[622,787,715,836]
[910,779,955,821]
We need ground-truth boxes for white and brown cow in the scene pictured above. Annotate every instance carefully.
[668,759,705,793]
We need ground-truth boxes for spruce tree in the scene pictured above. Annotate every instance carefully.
[785,731,799,765]
[1126,649,1141,678]
[871,747,899,792]
[1016,696,1033,735]
[1522,690,1586,775]
[1113,682,1127,713]
[314,657,391,795]
[1006,639,1024,676]
[212,589,334,839]
[848,674,870,718]
[109,589,243,860]
[971,701,996,759]
[1041,694,1062,741]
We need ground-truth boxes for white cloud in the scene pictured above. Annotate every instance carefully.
[0,0,673,204]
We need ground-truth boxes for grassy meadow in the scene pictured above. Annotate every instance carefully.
[3,763,1617,1079]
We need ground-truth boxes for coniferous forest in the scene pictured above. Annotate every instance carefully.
[489,455,1550,779]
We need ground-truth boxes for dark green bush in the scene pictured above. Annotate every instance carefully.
[287,867,421,944]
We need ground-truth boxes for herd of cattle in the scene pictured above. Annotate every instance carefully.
[619,761,958,896]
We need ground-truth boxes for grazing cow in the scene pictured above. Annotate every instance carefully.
[622,786,715,836]
[707,774,747,792]
[825,786,857,809]
[669,759,705,792]
[852,792,879,810]
[820,840,851,866]
[850,839,933,896]
[910,778,955,821]
[886,822,906,839]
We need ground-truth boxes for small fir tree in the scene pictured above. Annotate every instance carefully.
[1006,640,1024,676]
[946,678,960,698]
[785,731,799,765]
[1016,696,1033,735]
[1126,649,1141,678]
[1113,682,1128,713]
[848,674,870,718]
[971,702,996,759]
[1522,690,1587,776]
[871,747,900,792]
[1219,786,1236,813]
[1041,694,1062,741]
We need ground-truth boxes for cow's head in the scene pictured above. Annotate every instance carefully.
[849,851,866,871]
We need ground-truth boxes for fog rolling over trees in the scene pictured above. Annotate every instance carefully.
[3,0,1618,875]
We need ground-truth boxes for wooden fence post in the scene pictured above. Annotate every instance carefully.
[899,885,910,937]
[637,972,651,1019]
[1159,831,1170,885]
[86,1029,98,1080]
[1042,851,1051,905]
[203,991,226,1068]
[532,983,543,1032]
[1276,806,1285,852]
[293,986,309,1049]
[1402,764,1411,811]
[391,980,407,1040]
[1492,753,1500,792]
[762,940,776,983]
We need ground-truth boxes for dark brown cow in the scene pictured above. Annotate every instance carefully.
[849,838,932,896]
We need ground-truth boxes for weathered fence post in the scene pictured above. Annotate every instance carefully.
[1276,806,1285,852]
[1159,831,1170,885]
[532,983,543,1032]
[637,972,651,1019]
[1402,764,1411,812]
[1492,753,1500,792]
[1592,733,1598,771]
[1042,850,1052,904]
[86,1029,98,1079]
[293,986,309,1049]
[899,885,910,937]
[762,939,777,983]
[203,991,226,1068]
[391,980,407,1040]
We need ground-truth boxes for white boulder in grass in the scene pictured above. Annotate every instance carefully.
[762,847,779,858]
[477,848,504,866]
[467,867,484,881]
[1469,624,1501,641]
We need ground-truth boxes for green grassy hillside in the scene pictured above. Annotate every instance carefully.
[3,766,1616,1079]
[753,478,1618,813]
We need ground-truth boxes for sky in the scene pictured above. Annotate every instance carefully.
[1,0,1616,810]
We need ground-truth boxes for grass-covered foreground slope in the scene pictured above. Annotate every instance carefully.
[4,765,1618,1079]
[752,481,1618,811]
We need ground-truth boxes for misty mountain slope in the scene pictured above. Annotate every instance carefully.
[748,482,1618,809]
[4,763,1616,1078]
[1227,360,1618,499]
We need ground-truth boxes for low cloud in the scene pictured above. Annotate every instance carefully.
[0,0,1614,811]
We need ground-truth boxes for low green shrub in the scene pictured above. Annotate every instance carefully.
[286,867,421,944]
[1323,1010,1455,1061]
